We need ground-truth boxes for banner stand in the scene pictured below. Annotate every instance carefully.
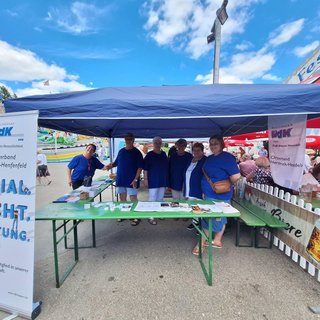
[2,301,41,320]
[0,111,41,319]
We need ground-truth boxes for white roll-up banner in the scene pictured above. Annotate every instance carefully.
[268,114,307,191]
[0,111,38,318]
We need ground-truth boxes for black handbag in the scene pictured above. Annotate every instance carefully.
[83,176,92,187]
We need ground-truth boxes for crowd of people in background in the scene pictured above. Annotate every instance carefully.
[66,134,319,255]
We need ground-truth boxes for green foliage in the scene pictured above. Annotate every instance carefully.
[0,86,17,101]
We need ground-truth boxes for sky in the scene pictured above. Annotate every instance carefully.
[1,0,320,97]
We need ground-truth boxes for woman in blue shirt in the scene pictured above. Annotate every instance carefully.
[184,142,206,230]
[144,136,169,225]
[67,144,107,190]
[193,135,240,255]
[168,138,192,200]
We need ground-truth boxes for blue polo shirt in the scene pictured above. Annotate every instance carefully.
[144,150,168,188]
[68,155,104,182]
[168,152,192,191]
[114,147,143,188]
[201,152,239,200]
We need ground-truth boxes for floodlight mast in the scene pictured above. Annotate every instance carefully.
[207,0,228,84]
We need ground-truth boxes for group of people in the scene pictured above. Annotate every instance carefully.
[67,133,241,255]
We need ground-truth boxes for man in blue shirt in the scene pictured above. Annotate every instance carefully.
[106,133,143,225]
[168,138,192,200]
[144,136,169,225]
[67,144,108,190]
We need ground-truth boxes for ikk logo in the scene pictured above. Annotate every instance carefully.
[0,127,13,136]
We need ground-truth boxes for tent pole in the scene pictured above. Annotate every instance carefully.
[108,137,115,202]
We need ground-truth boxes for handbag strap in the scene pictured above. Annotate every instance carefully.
[202,168,215,189]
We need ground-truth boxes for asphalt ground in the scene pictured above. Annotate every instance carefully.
[1,163,319,320]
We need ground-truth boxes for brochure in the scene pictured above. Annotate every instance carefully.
[53,194,80,203]
[213,202,239,214]
[134,202,192,212]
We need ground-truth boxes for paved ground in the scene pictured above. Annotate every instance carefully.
[1,163,320,320]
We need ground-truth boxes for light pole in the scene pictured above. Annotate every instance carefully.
[207,0,228,84]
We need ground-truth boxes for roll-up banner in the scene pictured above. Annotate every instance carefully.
[0,111,41,319]
[268,115,307,191]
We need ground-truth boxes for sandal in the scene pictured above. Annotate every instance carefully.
[192,244,205,256]
[148,218,157,225]
[204,241,222,249]
[130,219,140,226]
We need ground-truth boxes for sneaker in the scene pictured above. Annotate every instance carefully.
[187,223,195,230]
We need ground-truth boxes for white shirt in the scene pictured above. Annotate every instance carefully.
[304,154,311,173]
[37,153,47,166]
[185,162,197,198]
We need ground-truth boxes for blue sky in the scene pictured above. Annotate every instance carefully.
[1,0,319,97]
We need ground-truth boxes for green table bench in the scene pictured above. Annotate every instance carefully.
[232,197,287,248]
[36,201,240,288]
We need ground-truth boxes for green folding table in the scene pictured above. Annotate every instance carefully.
[36,201,240,288]
[53,179,114,249]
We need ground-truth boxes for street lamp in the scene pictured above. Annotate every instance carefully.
[207,0,228,84]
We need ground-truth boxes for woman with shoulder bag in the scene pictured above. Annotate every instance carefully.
[192,135,240,255]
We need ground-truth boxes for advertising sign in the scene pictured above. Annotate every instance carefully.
[268,114,306,191]
[0,111,39,318]
[245,186,319,268]
[285,46,320,84]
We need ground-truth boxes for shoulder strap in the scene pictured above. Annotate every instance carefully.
[202,168,215,189]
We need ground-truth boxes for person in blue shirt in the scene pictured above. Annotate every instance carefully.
[106,133,143,226]
[67,144,108,190]
[184,142,206,230]
[168,138,192,200]
[144,136,169,225]
[192,135,240,255]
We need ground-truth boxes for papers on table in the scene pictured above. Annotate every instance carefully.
[134,202,191,212]
[213,202,239,214]
[134,201,238,213]
[91,181,106,187]
[118,203,133,211]
[193,204,219,214]
[53,194,80,203]
[92,202,133,212]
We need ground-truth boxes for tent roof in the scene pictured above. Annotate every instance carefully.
[4,84,320,138]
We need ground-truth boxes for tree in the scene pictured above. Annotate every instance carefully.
[0,85,17,101]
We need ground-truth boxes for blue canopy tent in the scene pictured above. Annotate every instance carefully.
[4,84,320,138]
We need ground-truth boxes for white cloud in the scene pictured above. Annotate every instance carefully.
[55,48,131,60]
[268,18,304,47]
[293,40,320,57]
[195,51,276,84]
[261,73,281,81]
[34,26,43,32]
[6,9,18,17]
[0,41,91,97]
[0,41,67,82]
[195,16,307,85]
[16,80,92,97]
[143,0,263,59]
[46,1,113,35]
[235,41,253,51]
